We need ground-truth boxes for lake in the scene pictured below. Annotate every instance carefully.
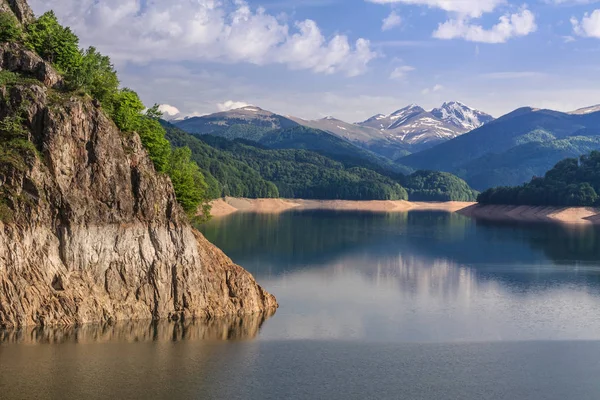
[2,210,600,399]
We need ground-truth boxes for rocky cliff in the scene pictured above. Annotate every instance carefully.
[0,1,277,328]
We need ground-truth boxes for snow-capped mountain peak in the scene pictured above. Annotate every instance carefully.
[431,101,494,131]
[387,104,426,129]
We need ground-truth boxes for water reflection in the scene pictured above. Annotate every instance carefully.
[199,210,600,342]
[259,253,600,342]
[0,312,274,345]
[200,210,600,276]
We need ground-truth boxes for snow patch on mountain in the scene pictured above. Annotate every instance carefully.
[431,101,494,131]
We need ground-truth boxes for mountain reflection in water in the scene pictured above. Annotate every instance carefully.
[199,210,600,342]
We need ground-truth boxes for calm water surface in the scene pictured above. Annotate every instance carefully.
[3,210,600,399]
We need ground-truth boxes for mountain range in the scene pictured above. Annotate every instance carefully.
[173,102,600,191]
[175,101,494,160]
[401,106,600,190]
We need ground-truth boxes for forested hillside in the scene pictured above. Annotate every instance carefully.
[164,122,477,202]
[401,107,600,190]
[162,121,280,199]
[478,151,600,206]
[402,171,477,202]
[176,115,408,174]
[163,121,408,201]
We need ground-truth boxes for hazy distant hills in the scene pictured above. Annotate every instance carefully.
[569,104,600,115]
[174,106,300,139]
[401,107,600,190]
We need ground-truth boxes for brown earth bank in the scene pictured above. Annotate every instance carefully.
[458,204,600,225]
[210,197,474,217]
[210,198,600,226]
[0,0,277,329]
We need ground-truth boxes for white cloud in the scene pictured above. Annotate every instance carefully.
[29,0,376,77]
[572,10,600,38]
[433,8,537,43]
[367,0,504,18]
[158,104,181,116]
[217,100,252,111]
[382,11,402,31]
[421,84,443,94]
[546,0,600,4]
[390,66,415,80]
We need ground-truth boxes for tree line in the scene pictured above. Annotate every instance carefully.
[478,151,600,207]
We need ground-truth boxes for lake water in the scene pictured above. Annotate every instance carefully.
[3,210,600,399]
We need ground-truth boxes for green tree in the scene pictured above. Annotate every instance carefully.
[70,46,119,102]
[137,115,171,173]
[0,12,23,43]
[26,11,82,75]
[167,147,211,219]
[478,151,600,207]
[110,88,145,131]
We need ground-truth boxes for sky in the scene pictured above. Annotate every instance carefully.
[28,0,600,122]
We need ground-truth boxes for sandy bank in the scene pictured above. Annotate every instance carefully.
[210,198,600,226]
[458,204,600,225]
[210,197,474,217]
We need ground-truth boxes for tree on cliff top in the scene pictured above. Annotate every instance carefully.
[6,9,212,220]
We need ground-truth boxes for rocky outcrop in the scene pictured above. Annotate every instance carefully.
[2,0,34,25]
[0,43,62,87]
[0,4,277,329]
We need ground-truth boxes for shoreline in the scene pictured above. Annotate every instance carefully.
[457,204,600,226]
[210,198,600,226]
[210,197,474,217]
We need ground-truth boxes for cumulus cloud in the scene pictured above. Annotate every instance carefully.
[29,0,376,77]
[158,104,181,117]
[217,100,252,111]
[390,66,415,80]
[367,0,504,18]
[382,11,402,31]
[571,10,600,38]
[433,8,537,43]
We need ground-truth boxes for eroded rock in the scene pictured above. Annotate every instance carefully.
[0,20,277,328]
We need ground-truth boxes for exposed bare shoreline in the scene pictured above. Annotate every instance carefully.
[457,204,600,226]
[210,198,600,226]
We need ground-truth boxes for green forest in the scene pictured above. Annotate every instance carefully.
[164,122,408,201]
[164,122,477,202]
[402,171,478,202]
[478,151,600,206]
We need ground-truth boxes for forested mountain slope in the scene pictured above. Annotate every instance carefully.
[401,107,600,190]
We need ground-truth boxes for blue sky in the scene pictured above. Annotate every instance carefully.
[30,0,600,121]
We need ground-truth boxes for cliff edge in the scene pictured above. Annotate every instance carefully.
[0,1,277,328]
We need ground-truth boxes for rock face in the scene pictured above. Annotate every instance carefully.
[0,0,34,25]
[0,4,277,328]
